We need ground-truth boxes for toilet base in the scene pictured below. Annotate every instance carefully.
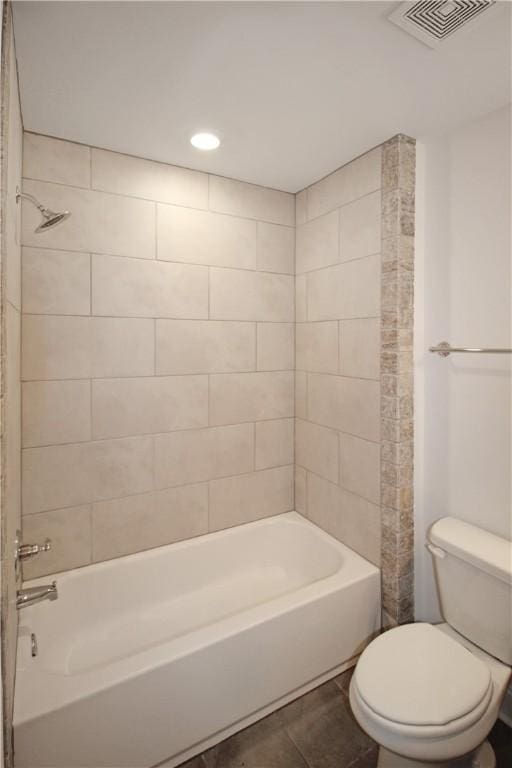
[377,739,496,768]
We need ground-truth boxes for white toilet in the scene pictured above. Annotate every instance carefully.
[350,517,512,768]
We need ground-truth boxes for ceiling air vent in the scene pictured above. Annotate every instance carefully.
[389,0,497,48]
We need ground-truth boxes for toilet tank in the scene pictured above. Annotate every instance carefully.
[428,517,512,665]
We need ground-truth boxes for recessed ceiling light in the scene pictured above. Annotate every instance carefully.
[190,132,220,150]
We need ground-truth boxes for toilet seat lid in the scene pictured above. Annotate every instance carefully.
[354,623,492,727]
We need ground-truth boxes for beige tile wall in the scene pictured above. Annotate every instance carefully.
[21,132,295,578]
[294,148,382,566]
[1,7,23,763]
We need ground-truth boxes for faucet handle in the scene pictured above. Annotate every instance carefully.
[17,538,52,560]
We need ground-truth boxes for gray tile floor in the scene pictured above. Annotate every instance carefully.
[178,669,512,768]
[179,669,377,768]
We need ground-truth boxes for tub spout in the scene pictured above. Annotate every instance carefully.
[16,581,58,610]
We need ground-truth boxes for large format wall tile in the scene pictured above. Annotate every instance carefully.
[22,247,91,315]
[156,320,255,374]
[308,373,380,442]
[23,133,91,188]
[256,222,294,274]
[296,321,338,373]
[157,205,256,269]
[21,179,155,259]
[20,133,301,574]
[92,484,208,562]
[22,505,92,579]
[23,436,154,515]
[294,466,307,515]
[21,133,298,572]
[339,433,380,505]
[295,371,307,421]
[255,419,294,470]
[257,323,294,371]
[307,254,380,321]
[91,318,155,378]
[209,372,294,425]
[209,175,294,226]
[22,380,91,447]
[23,315,156,380]
[92,148,208,208]
[339,318,380,380]
[295,274,307,322]
[296,210,338,274]
[209,466,294,531]
[154,424,254,488]
[295,136,416,610]
[22,315,91,381]
[306,473,381,566]
[92,254,209,318]
[339,190,381,263]
[295,419,339,484]
[306,147,381,220]
[92,376,208,438]
[209,268,294,322]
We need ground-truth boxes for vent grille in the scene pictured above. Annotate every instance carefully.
[389,0,497,48]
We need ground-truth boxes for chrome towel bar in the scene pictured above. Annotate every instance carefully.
[429,341,512,357]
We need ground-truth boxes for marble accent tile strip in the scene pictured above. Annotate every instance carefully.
[380,134,416,626]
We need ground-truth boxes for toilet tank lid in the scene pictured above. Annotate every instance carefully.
[429,517,512,585]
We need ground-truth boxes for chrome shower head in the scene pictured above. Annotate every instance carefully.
[16,187,71,233]
[35,208,71,233]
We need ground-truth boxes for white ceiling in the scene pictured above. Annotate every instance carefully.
[12,1,511,192]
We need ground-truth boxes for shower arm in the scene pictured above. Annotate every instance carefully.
[16,187,50,214]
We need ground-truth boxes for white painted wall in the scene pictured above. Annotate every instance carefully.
[415,105,512,622]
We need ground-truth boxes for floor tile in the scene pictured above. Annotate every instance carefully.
[489,719,512,768]
[201,710,309,768]
[176,757,205,768]
[279,681,375,768]
[333,668,354,698]
[347,745,378,768]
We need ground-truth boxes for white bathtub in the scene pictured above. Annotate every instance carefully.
[14,511,380,768]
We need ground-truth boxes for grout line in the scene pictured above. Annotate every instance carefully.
[20,241,295,276]
[23,464,295,519]
[89,378,93,441]
[300,185,382,226]
[207,266,210,319]
[296,315,380,324]
[207,478,211,533]
[295,249,381,277]
[154,202,158,259]
[207,374,211,427]
[89,252,92,315]
[21,174,294,226]
[88,501,94,564]
[21,369,297,384]
[153,319,157,375]
[297,463,380,508]
[151,434,156,495]
[22,312,297,325]
[338,320,342,374]
[337,207,342,264]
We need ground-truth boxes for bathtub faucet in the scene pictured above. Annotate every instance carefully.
[16,581,58,610]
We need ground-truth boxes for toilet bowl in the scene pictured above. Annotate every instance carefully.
[350,623,510,767]
[349,518,512,768]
